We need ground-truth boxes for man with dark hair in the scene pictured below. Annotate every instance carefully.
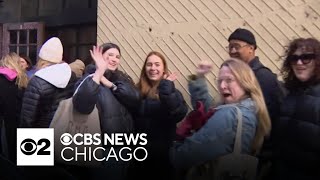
[227,28,284,179]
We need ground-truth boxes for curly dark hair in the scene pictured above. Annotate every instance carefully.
[281,38,320,90]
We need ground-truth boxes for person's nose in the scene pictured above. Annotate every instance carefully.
[229,47,237,54]
[219,80,228,90]
[150,64,156,70]
[296,59,304,65]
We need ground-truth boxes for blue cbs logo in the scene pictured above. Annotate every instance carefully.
[17,128,54,166]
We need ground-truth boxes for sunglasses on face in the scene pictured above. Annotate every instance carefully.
[288,54,316,64]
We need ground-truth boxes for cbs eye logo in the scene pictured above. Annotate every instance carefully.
[20,138,51,155]
[60,133,73,145]
[17,128,54,166]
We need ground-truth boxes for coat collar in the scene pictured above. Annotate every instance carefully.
[248,56,264,71]
[217,98,256,112]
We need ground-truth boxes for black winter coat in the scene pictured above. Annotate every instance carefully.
[129,79,188,180]
[20,73,77,128]
[0,75,24,127]
[134,79,187,154]
[249,57,282,121]
[0,75,24,162]
[73,64,140,134]
[274,82,320,177]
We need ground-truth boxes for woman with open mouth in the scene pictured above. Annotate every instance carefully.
[171,58,271,179]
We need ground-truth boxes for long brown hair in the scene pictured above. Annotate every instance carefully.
[221,58,271,155]
[137,51,169,99]
[0,52,29,88]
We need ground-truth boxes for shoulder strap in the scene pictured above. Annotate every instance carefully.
[232,105,242,154]
[73,74,94,96]
[215,104,243,154]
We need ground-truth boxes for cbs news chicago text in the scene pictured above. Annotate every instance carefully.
[17,128,148,166]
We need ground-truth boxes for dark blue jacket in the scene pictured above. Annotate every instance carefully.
[249,57,282,122]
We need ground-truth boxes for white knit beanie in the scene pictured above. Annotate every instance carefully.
[39,37,63,63]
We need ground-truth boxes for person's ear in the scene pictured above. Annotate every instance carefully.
[248,45,255,53]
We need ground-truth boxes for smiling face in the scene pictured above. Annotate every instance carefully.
[290,48,316,82]
[145,54,165,83]
[228,39,255,63]
[102,48,120,71]
[218,66,246,104]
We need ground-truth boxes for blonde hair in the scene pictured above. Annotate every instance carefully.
[0,52,29,88]
[36,58,55,70]
[220,58,271,155]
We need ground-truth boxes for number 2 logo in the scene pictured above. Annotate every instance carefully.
[20,138,51,155]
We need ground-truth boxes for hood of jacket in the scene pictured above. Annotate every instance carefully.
[0,67,17,81]
[35,63,71,88]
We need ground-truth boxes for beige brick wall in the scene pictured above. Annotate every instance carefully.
[98,0,320,108]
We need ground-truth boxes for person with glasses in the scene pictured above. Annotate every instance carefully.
[273,38,320,180]
[171,59,271,176]
[228,28,284,180]
[228,28,283,123]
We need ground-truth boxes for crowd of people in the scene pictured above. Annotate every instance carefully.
[0,28,320,180]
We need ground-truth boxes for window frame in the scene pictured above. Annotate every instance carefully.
[1,22,44,60]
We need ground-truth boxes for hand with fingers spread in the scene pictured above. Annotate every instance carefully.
[90,45,108,84]
[164,71,179,82]
[196,60,213,77]
[90,45,108,73]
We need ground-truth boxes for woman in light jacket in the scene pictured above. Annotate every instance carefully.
[171,58,271,170]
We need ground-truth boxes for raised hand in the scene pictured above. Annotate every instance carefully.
[164,71,179,81]
[90,45,108,84]
[196,60,213,77]
[90,45,108,73]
